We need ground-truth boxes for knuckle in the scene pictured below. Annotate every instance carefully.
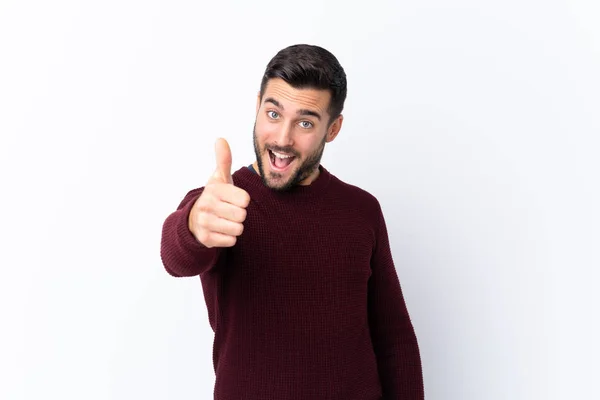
[239,208,247,222]
[197,193,212,211]
[205,183,222,198]
[197,212,211,228]
[197,201,209,213]
[197,229,210,245]
[242,192,251,207]
[203,183,215,194]
[236,223,244,236]
[227,236,237,247]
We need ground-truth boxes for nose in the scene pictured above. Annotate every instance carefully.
[272,121,295,149]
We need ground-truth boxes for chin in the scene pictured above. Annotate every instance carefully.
[261,156,299,191]
[265,171,295,191]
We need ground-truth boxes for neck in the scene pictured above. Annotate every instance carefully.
[300,166,320,185]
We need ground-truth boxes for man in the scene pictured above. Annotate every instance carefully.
[160,44,424,400]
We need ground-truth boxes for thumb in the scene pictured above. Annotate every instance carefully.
[212,137,233,184]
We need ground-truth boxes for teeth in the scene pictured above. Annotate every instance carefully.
[272,150,294,159]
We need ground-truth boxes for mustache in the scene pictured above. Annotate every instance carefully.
[266,146,299,157]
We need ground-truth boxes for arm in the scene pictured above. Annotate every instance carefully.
[160,188,222,277]
[368,201,424,399]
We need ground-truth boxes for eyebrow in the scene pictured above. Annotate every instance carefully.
[264,97,322,121]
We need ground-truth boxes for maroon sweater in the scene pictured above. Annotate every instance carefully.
[160,165,424,400]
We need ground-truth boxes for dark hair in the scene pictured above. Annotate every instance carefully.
[259,44,347,124]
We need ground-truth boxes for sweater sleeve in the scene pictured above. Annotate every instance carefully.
[368,201,424,399]
[160,187,222,277]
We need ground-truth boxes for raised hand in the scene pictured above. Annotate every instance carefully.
[188,138,251,248]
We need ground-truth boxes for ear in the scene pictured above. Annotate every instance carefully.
[326,114,343,143]
[255,91,262,114]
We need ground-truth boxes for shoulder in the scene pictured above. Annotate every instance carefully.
[328,173,384,218]
[231,165,256,189]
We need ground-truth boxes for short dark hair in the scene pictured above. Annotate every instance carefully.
[259,44,347,124]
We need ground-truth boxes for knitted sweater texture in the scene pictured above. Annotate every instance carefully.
[160,165,424,400]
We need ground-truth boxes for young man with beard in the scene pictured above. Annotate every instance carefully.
[160,44,424,400]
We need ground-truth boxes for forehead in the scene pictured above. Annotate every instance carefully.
[262,78,331,116]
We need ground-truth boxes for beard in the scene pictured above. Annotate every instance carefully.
[252,123,327,192]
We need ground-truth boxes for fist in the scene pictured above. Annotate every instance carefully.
[189,138,251,248]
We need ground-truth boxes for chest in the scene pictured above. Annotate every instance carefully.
[229,200,375,290]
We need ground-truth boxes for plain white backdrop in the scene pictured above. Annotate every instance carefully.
[1,0,598,399]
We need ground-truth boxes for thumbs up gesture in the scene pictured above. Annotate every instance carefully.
[188,138,251,248]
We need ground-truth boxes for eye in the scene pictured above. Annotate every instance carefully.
[299,121,313,129]
[267,111,279,119]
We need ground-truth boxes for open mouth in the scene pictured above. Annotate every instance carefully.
[268,149,296,172]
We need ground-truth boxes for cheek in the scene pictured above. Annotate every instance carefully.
[255,120,278,143]
[254,121,267,142]
[304,135,324,151]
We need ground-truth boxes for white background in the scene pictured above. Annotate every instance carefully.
[1,0,598,399]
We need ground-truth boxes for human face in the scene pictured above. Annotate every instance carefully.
[253,78,343,191]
